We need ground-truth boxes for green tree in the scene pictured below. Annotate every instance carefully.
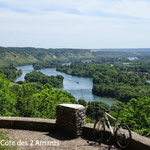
[0,74,16,116]
[119,97,150,137]
[78,98,87,107]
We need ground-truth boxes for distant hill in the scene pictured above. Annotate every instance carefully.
[1,46,150,68]
[0,47,93,68]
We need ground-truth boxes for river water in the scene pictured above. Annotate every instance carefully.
[14,65,115,105]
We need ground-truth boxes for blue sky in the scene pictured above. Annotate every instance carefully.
[0,0,150,48]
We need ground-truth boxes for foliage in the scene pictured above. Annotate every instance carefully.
[86,99,150,137]
[57,63,150,102]
[119,97,150,137]
[1,46,150,68]
[86,101,109,120]
[15,83,76,118]
[0,74,76,119]
[78,98,88,107]
[33,60,61,70]
[25,71,64,88]
[0,64,22,81]
[0,74,16,116]
[0,46,94,67]
[1,46,150,138]
[108,99,150,137]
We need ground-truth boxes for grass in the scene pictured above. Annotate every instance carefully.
[0,131,17,150]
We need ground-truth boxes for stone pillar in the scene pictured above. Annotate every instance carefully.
[56,104,85,137]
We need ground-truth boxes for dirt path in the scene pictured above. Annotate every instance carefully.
[0,129,119,150]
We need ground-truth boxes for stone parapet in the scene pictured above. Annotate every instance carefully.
[0,117,55,132]
[0,106,149,150]
[82,123,150,150]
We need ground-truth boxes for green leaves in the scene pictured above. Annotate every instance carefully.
[86,98,150,137]
[119,97,150,137]
[86,101,109,120]
[14,82,76,119]
[0,73,76,119]
[25,71,63,88]
[0,74,16,116]
[25,84,76,119]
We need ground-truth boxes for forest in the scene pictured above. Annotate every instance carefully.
[0,72,149,137]
[0,74,76,118]
[1,46,150,68]
[0,47,150,138]
[33,61,61,70]
[0,64,22,81]
[25,71,64,88]
[56,62,150,102]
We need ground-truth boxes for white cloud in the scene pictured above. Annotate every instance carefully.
[0,0,150,48]
[1,0,150,19]
[101,0,150,19]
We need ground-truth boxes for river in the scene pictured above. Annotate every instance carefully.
[14,65,116,106]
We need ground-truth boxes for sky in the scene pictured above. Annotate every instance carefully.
[0,0,150,49]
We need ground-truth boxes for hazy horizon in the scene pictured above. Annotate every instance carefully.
[1,45,150,49]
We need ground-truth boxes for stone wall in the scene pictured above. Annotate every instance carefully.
[82,123,150,150]
[0,105,149,150]
[0,117,55,132]
[56,104,85,137]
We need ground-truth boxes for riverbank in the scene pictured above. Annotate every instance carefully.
[14,65,116,106]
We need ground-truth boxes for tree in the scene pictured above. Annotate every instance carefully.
[78,98,87,107]
[0,74,16,116]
